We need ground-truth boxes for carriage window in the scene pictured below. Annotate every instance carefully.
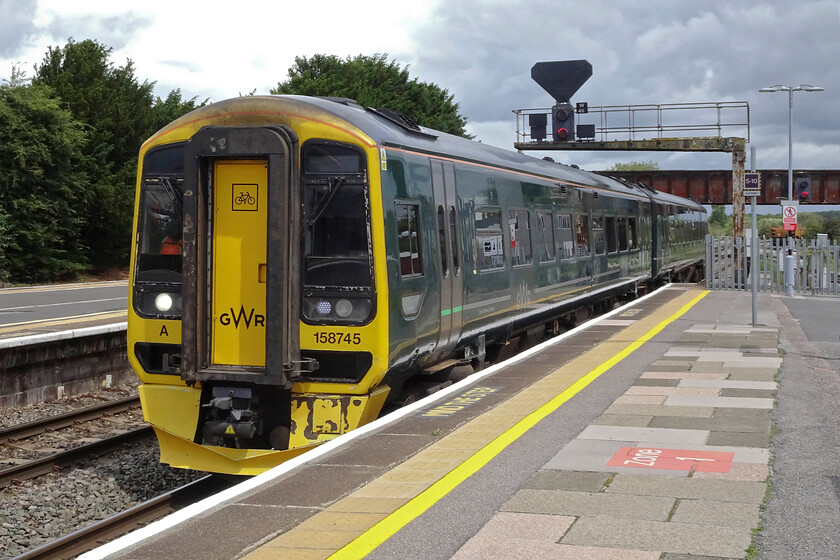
[592,215,605,255]
[558,213,574,259]
[304,144,364,174]
[617,217,628,251]
[136,144,185,284]
[396,203,423,277]
[437,205,448,278]
[575,214,590,257]
[475,209,504,271]
[606,216,617,254]
[510,209,532,266]
[628,217,637,249]
[449,206,460,276]
[302,142,372,289]
[536,210,555,263]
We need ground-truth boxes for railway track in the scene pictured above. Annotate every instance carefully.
[0,396,141,445]
[13,475,234,560]
[0,425,154,489]
[0,396,150,489]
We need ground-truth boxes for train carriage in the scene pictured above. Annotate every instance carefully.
[129,95,706,475]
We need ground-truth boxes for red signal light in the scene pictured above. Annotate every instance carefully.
[555,128,569,140]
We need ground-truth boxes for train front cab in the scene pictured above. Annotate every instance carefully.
[130,114,391,475]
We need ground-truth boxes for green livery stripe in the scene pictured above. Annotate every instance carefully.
[441,306,463,317]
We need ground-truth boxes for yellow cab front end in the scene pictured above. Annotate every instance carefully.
[127,97,390,475]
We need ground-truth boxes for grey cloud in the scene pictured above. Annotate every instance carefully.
[0,0,38,58]
[404,0,839,169]
[46,13,154,51]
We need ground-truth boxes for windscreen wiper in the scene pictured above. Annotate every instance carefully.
[306,176,346,226]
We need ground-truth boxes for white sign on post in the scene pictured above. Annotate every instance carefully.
[782,201,798,231]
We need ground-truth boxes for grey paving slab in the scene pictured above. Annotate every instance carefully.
[542,439,691,477]
[719,388,777,399]
[626,386,722,396]
[502,488,675,521]
[543,438,636,472]
[522,470,611,492]
[633,378,682,387]
[647,415,770,434]
[578,425,710,445]
[706,431,769,448]
[721,358,782,368]
[688,362,727,372]
[592,414,653,427]
[671,499,761,527]
[711,407,772,420]
[606,473,767,503]
[561,516,751,558]
[661,554,741,560]
[648,361,693,371]
[678,379,778,390]
[641,372,728,380]
[604,403,715,417]
[725,370,778,382]
[664,395,774,409]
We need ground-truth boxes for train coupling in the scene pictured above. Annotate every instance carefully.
[201,386,261,446]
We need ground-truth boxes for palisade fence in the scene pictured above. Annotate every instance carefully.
[705,235,840,296]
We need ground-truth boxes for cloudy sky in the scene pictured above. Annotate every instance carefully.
[2,0,838,173]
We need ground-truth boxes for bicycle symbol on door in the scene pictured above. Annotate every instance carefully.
[232,184,258,211]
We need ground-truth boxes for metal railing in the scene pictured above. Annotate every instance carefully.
[515,101,750,144]
[705,235,840,296]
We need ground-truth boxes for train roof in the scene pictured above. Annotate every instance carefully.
[294,96,649,200]
[162,95,704,210]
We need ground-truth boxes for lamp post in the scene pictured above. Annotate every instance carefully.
[759,84,823,296]
[758,84,824,201]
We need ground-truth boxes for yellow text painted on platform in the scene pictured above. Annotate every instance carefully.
[421,387,500,417]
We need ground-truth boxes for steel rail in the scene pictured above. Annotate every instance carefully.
[13,475,234,560]
[0,395,142,445]
[0,425,154,489]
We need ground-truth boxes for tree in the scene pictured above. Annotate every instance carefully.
[707,205,733,236]
[603,161,660,172]
[32,38,202,272]
[149,89,205,134]
[0,82,90,281]
[272,54,470,137]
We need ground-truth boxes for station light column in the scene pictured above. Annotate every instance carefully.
[758,84,824,202]
[759,84,823,296]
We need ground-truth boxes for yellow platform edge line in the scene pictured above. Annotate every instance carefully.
[328,288,710,560]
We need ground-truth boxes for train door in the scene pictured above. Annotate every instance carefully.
[211,160,267,367]
[431,160,463,361]
[180,125,301,387]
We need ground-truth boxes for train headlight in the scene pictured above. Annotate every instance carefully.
[134,286,182,318]
[334,299,353,318]
[303,295,372,324]
[155,293,174,312]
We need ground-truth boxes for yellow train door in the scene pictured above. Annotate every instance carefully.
[180,125,300,387]
[211,160,268,367]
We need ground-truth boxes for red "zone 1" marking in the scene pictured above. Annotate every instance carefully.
[606,447,735,472]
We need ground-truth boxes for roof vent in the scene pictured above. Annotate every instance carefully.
[366,107,438,139]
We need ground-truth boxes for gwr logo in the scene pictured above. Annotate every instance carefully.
[220,306,265,329]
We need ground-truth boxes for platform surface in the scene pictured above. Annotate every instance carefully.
[86,285,840,560]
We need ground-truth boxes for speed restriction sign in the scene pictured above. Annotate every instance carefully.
[744,172,760,196]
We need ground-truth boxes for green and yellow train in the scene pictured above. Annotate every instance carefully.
[128,95,706,475]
